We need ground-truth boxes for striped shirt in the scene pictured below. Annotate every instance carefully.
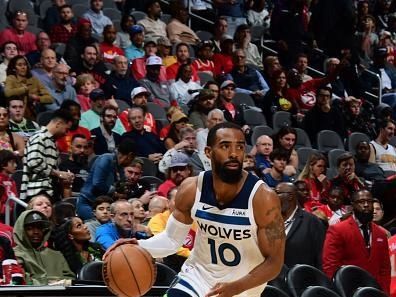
[20,128,58,200]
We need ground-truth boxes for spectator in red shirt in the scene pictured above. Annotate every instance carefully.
[75,73,96,112]
[57,100,91,153]
[49,4,77,44]
[192,41,215,76]
[213,35,234,78]
[0,10,37,56]
[99,25,124,63]
[166,42,199,83]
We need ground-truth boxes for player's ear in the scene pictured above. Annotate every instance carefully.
[204,146,212,159]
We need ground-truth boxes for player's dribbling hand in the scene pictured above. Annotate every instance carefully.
[205,282,241,297]
[102,238,138,260]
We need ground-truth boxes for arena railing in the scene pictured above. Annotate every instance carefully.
[5,194,27,226]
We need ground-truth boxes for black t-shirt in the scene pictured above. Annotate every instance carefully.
[59,159,89,192]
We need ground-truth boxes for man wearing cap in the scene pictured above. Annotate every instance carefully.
[80,88,126,135]
[213,35,235,77]
[125,25,145,62]
[99,24,124,63]
[137,0,167,41]
[103,55,139,104]
[82,0,112,35]
[122,106,165,161]
[64,18,98,71]
[192,41,215,76]
[119,87,157,133]
[166,43,200,83]
[158,151,193,197]
[131,39,167,81]
[13,210,75,285]
[189,89,217,130]
[157,37,177,67]
[139,55,171,107]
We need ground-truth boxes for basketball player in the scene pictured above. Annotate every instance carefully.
[105,122,285,297]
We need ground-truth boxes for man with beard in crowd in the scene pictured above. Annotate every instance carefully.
[99,25,124,63]
[322,189,391,294]
[90,106,122,155]
[106,122,285,297]
[49,4,77,44]
[189,89,217,130]
[59,134,89,197]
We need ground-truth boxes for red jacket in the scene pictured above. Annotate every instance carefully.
[322,216,391,294]
[389,235,396,297]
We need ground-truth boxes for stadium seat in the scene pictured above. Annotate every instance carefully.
[316,130,344,153]
[27,25,42,35]
[244,109,267,129]
[139,176,163,188]
[233,92,256,107]
[72,3,89,18]
[131,11,147,22]
[140,157,158,177]
[115,99,130,112]
[8,0,33,13]
[146,102,167,120]
[53,43,66,56]
[347,132,370,155]
[297,147,319,172]
[389,135,396,147]
[251,125,274,145]
[295,128,312,149]
[103,0,117,9]
[286,264,333,297]
[197,72,214,86]
[36,110,54,126]
[272,111,292,133]
[261,285,290,297]
[160,13,172,24]
[352,287,388,297]
[327,149,346,169]
[77,261,104,282]
[301,286,341,297]
[333,265,382,297]
[268,264,289,294]
[154,263,177,286]
[103,7,121,20]
[196,30,213,41]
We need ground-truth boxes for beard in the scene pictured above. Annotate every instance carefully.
[213,159,243,184]
[72,154,88,166]
[354,209,374,225]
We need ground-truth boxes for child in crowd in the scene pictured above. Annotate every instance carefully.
[85,196,113,242]
[262,148,291,188]
[75,74,97,112]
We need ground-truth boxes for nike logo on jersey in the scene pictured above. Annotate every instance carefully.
[202,205,214,210]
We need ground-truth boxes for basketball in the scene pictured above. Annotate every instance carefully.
[103,244,157,297]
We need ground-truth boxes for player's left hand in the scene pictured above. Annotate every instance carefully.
[205,282,241,297]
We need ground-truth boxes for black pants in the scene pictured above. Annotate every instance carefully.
[166,288,193,297]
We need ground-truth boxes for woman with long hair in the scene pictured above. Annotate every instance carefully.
[298,152,329,211]
[52,216,104,275]
[4,55,52,119]
[164,111,190,149]
[273,126,298,176]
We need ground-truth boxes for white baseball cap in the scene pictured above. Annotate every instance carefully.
[146,55,163,66]
[131,86,150,98]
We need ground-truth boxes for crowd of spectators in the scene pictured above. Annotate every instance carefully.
[0,0,394,295]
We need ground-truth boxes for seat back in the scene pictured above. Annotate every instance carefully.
[77,261,104,282]
[115,99,130,112]
[130,11,147,22]
[233,93,256,107]
[317,130,344,153]
[146,102,167,120]
[197,72,214,86]
[327,149,346,169]
[251,125,274,145]
[103,7,121,20]
[140,157,158,176]
[196,30,213,41]
[333,265,382,297]
[244,109,267,128]
[154,263,177,286]
[268,264,289,294]
[72,3,89,18]
[273,111,292,133]
[352,287,388,297]
[297,147,319,172]
[287,264,333,297]
[301,286,341,297]
[295,128,312,149]
[261,285,290,297]
[139,176,163,189]
[347,132,370,155]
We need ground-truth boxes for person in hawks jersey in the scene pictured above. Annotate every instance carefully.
[104,122,285,297]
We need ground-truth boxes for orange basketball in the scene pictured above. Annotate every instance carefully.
[103,244,157,297]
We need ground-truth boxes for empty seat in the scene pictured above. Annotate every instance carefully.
[103,0,117,8]
[317,130,344,153]
[261,285,290,297]
[197,72,214,86]
[273,111,292,133]
[146,102,167,120]
[131,11,147,22]
[295,128,312,149]
[140,157,158,176]
[347,132,370,155]
[251,125,274,145]
[233,92,256,107]
[53,42,66,56]
[115,99,130,112]
[301,286,341,297]
[139,176,163,189]
[103,7,121,20]
[39,0,52,19]
[333,265,382,297]
[72,3,89,18]
[268,264,289,294]
[160,13,172,24]
[244,109,267,129]
[327,149,346,169]
[352,287,388,297]
[250,25,266,43]
[287,264,333,297]
[196,30,213,41]
[77,261,104,282]
[297,147,319,172]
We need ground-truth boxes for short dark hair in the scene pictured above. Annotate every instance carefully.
[118,138,136,156]
[351,189,372,202]
[93,195,113,209]
[101,105,118,118]
[316,86,333,97]
[59,4,72,11]
[1,41,18,53]
[207,122,244,147]
[176,42,189,53]
[60,99,81,111]
[269,148,290,162]
[145,0,160,13]
[336,152,354,167]
[71,134,87,143]
[372,198,383,209]
[51,108,74,123]
[0,150,17,169]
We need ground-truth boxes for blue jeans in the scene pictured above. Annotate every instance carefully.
[77,194,94,221]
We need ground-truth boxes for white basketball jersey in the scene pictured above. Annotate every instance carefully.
[173,171,266,297]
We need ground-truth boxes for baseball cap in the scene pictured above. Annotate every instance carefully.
[169,151,190,168]
[89,88,106,101]
[144,38,157,47]
[198,89,215,100]
[198,40,213,50]
[157,36,171,47]
[129,25,144,36]
[131,86,150,98]
[221,34,234,42]
[170,110,188,123]
[24,211,50,228]
[220,80,236,89]
[146,55,163,66]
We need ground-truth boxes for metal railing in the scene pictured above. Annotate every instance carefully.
[362,69,382,103]
[5,195,27,226]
